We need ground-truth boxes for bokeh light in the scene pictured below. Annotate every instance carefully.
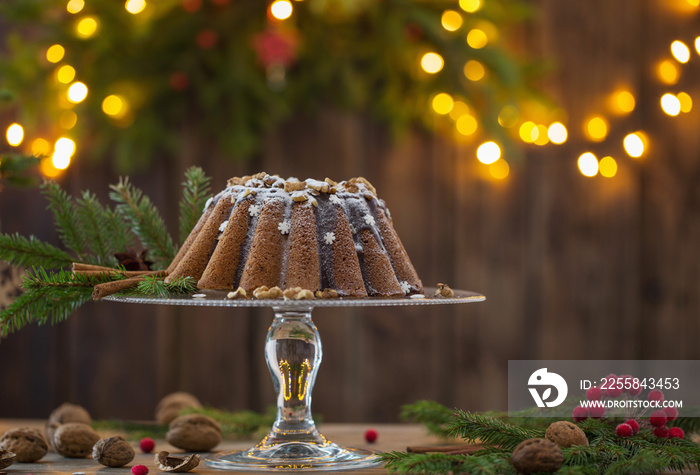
[547,122,568,144]
[6,123,24,146]
[66,0,85,13]
[441,10,463,32]
[610,89,636,114]
[53,137,76,169]
[432,93,454,115]
[467,29,488,49]
[599,156,618,178]
[463,60,485,81]
[519,121,536,143]
[32,138,51,156]
[498,106,519,128]
[59,110,78,129]
[56,65,76,84]
[46,44,65,63]
[623,132,646,158]
[449,101,469,121]
[671,40,690,63]
[656,60,679,85]
[455,114,477,135]
[476,141,501,164]
[660,93,681,116]
[584,116,608,142]
[677,92,692,113]
[459,0,481,13]
[489,159,509,180]
[269,0,293,21]
[125,0,147,14]
[421,52,444,74]
[578,152,599,177]
[67,82,88,103]
[76,17,99,38]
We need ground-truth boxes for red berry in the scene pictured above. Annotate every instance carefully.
[139,437,155,453]
[364,428,378,444]
[586,386,602,401]
[624,419,640,434]
[196,30,218,49]
[589,404,605,419]
[648,389,665,403]
[668,427,685,439]
[572,405,588,422]
[615,423,633,437]
[653,426,670,438]
[663,406,678,421]
[606,386,623,398]
[132,465,149,475]
[628,378,643,397]
[649,410,668,427]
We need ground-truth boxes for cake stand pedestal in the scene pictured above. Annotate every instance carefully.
[105,288,484,471]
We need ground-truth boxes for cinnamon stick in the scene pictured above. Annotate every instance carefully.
[92,271,167,300]
[75,269,163,278]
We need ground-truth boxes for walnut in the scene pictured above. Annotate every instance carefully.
[226,287,247,299]
[0,427,48,462]
[46,402,92,449]
[166,414,222,452]
[0,449,17,470]
[253,286,283,299]
[227,177,246,186]
[545,421,589,448]
[283,287,314,300]
[296,289,314,300]
[324,177,338,187]
[315,289,338,299]
[155,392,202,425]
[355,177,377,195]
[155,451,201,472]
[92,436,135,467]
[53,423,100,458]
[284,181,306,192]
[434,283,454,298]
[510,438,563,474]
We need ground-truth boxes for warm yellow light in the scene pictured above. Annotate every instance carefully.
[56,65,76,84]
[489,159,509,180]
[656,60,679,85]
[441,10,463,32]
[125,0,147,14]
[455,114,477,135]
[432,93,454,115]
[421,52,444,74]
[519,121,536,143]
[467,29,488,49]
[32,138,50,156]
[53,137,76,170]
[66,0,85,13]
[59,110,78,129]
[677,91,692,113]
[623,132,646,158]
[578,152,599,177]
[449,101,469,121]
[695,37,700,55]
[269,0,293,20]
[102,94,126,117]
[46,44,65,63]
[599,156,617,178]
[547,122,568,144]
[671,40,691,63]
[475,21,498,43]
[458,0,481,13]
[40,158,63,178]
[533,124,549,146]
[585,116,608,142]
[67,82,88,103]
[476,141,501,164]
[6,123,24,146]
[610,89,636,114]
[688,0,700,6]
[498,106,519,128]
[660,93,681,116]
[76,17,98,38]
[463,60,485,81]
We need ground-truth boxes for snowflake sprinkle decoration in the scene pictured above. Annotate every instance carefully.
[218,220,229,233]
[278,220,291,235]
[329,194,342,205]
[400,281,411,295]
[363,215,375,226]
[249,204,261,217]
[323,232,336,245]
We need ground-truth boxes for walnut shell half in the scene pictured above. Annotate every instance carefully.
[0,427,48,463]
[155,451,201,472]
[0,449,17,470]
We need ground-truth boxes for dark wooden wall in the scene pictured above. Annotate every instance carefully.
[2,0,700,422]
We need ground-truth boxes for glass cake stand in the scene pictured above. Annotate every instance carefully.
[105,288,484,471]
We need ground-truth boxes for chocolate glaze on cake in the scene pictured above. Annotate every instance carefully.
[165,172,422,297]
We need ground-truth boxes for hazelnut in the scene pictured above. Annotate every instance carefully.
[92,436,135,467]
[435,283,454,298]
[155,391,202,425]
[545,421,589,448]
[510,438,563,474]
[166,414,222,452]
[0,449,17,470]
[155,451,201,472]
[284,181,306,192]
[53,422,100,458]
[0,427,48,462]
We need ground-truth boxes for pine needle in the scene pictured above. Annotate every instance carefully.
[109,177,176,270]
[178,166,212,244]
[77,190,116,266]
[41,180,88,262]
[400,400,455,439]
[0,232,74,268]
[135,275,197,297]
[448,410,544,450]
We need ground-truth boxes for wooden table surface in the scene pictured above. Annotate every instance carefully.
[0,420,440,474]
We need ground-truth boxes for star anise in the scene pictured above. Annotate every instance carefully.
[114,246,153,271]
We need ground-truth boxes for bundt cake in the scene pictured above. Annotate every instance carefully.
[165,172,422,297]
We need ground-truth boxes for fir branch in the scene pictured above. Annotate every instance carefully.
[134,275,197,297]
[109,177,176,270]
[182,406,277,439]
[103,207,134,255]
[0,232,74,268]
[41,180,88,262]
[448,410,544,450]
[400,400,455,439]
[76,190,117,266]
[178,166,212,244]
[165,275,197,294]
[604,448,670,475]
[379,450,515,475]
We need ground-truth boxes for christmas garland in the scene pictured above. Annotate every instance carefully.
[0,0,540,171]
[0,166,211,336]
[386,400,700,474]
